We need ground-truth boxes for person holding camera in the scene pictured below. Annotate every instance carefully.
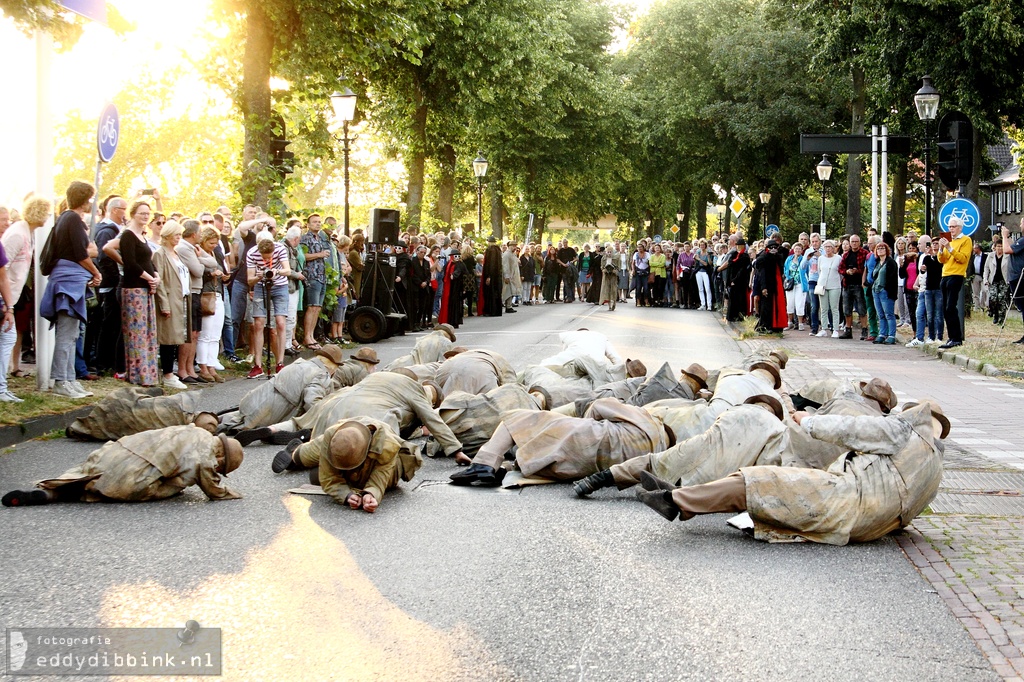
[936,216,972,349]
[1002,224,1024,344]
[246,235,291,378]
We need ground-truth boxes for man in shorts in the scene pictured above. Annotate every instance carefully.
[246,236,290,377]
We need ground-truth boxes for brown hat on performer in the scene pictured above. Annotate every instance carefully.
[769,349,789,369]
[625,359,647,378]
[749,361,782,390]
[901,400,951,439]
[315,344,345,366]
[434,323,457,343]
[390,367,418,381]
[858,378,897,414]
[744,394,785,421]
[679,363,709,391]
[328,422,374,470]
[193,412,219,434]
[351,347,380,365]
[443,346,468,359]
[422,380,444,409]
[217,435,245,475]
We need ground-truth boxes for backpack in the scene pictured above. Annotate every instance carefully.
[39,227,58,276]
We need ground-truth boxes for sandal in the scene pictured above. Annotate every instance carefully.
[10,369,31,378]
[306,343,322,351]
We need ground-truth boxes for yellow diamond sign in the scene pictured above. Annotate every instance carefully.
[729,197,746,218]
[670,224,680,235]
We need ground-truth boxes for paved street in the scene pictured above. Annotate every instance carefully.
[0,302,1006,681]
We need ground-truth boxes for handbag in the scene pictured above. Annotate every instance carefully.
[200,292,217,316]
[783,278,795,291]
[814,281,824,296]
[647,272,655,284]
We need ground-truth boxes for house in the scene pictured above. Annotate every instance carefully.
[979,138,1021,233]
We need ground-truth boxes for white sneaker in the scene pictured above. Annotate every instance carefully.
[926,337,938,345]
[163,376,188,390]
[52,381,82,398]
[0,390,23,402]
[211,360,225,371]
[71,381,94,397]
[905,338,923,348]
[831,331,840,338]
[816,330,828,337]
[798,323,805,330]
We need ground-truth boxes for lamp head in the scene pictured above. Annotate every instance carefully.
[473,152,488,178]
[816,155,833,182]
[914,75,940,122]
[330,88,357,123]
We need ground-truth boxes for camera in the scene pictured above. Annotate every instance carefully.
[263,268,275,281]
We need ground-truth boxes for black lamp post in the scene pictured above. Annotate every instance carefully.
[330,88,357,237]
[473,152,488,236]
[759,191,771,238]
[675,211,684,240]
[914,75,941,236]
[816,155,833,237]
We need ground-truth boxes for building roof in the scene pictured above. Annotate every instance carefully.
[981,136,1019,187]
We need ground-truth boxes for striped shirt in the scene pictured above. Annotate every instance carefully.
[246,242,289,287]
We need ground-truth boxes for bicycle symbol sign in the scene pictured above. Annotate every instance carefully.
[937,198,981,238]
[96,102,119,163]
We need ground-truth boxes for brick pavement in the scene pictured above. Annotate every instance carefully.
[739,324,1024,681]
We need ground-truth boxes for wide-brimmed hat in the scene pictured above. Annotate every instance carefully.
[351,347,380,365]
[902,400,951,439]
[486,235,497,243]
[434,323,457,343]
[390,367,418,381]
[625,359,647,378]
[679,363,709,391]
[328,422,373,470]
[528,387,551,410]
[749,361,782,390]
[443,346,468,359]
[858,378,897,414]
[769,349,789,369]
[422,380,444,409]
[315,344,345,365]
[217,434,244,474]
[193,412,219,434]
[744,394,785,421]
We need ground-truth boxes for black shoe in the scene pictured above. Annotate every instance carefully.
[449,463,506,487]
[235,427,272,447]
[284,347,299,357]
[226,354,243,364]
[636,489,679,521]
[1015,336,1024,345]
[266,428,311,445]
[573,469,614,497]
[272,439,304,473]
[505,308,517,313]
[938,340,963,349]
[2,489,51,507]
[640,471,677,492]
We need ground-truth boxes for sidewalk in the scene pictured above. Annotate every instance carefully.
[739,324,1024,681]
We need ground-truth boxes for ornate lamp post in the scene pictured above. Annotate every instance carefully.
[914,75,941,236]
[759,191,771,238]
[675,211,684,240]
[473,152,488,236]
[816,155,833,237]
[330,88,357,236]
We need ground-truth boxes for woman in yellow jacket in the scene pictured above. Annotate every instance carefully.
[649,243,668,306]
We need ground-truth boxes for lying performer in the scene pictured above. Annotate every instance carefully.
[635,401,949,546]
[65,386,218,441]
[271,417,421,513]
[385,324,456,369]
[3,425,244,507]
[434,348,517,396]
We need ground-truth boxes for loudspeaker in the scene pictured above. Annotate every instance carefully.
[360,251,396,315]
[369,208,400,245]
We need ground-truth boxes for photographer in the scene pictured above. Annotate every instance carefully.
[1002,224,1024,344]
[246,235,291,378]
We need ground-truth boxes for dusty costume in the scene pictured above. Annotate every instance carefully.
[221,348,344,434]
[439,383,545,456]
[278,417,422,510]
[450,398,670,485]
[519,365,598,409]
[565,362,702,417]
[385,326,456,370]
[540,329,625,378]
[599,249,620,308]
[637,402,948,546]
[3,426,243,506]
[247,372,464,458]
[501,245,521,310]
[480,239,504,316]
[65,387,211,441]
[434,349,517,396]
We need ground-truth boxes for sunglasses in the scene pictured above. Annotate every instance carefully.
[154,220,166,226]
[201,219,215,224]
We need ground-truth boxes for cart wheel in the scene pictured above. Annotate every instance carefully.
[349,306,387,344]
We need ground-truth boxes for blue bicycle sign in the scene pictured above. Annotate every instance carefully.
[937,197,981,237]
[97,103,119,163]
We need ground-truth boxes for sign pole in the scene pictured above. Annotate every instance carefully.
[881,125,889,234]
[871,125,878,235]
[89,158,102,232]
[34,29,55,392]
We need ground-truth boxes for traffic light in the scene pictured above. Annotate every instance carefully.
[269,114,294,179]
[936,113,973,192]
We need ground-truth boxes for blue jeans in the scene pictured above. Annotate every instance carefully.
[230,279,249,352]
[221,286,235,355]
[873,290,896,339]
[807,282,820,333]
[916,289,944,341]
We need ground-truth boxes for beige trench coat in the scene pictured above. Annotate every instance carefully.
[222,357,339,431]
[439,383,543,456]
[152,247,188,345]
[781,397,884,470]
[502,248,522,301]
[69,387,203,440]
[385,331,454,369]
[38,425,238,501]
[434,349,516,396]
[741,403,943,545]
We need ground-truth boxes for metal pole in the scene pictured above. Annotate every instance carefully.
[89,158,102,233]
[342,120,350,237]
[871,125,878,234]
[34,29,55,393]
[477,178,483,235]
[924,119,932,237]
[820,179,827,237]
[881,125,889,234]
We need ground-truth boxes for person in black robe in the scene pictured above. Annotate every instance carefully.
[725,239,752,322]
[754,240,787,333]
[439,248,468,328]
[585,246,605,304]
[393,240,412,330]
[480,237,504,317]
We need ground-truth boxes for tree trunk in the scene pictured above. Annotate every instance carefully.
[890,159,908,236]
[846,64,866,235]
[537,211,546,246]
[679,191,692,241]
[239,2,274,208]
[966,126,982,203]
[433,144,456,228]
[751,201,765,241]
[696,191,707,240]
[405,86,428,234]
[489,172,504,240]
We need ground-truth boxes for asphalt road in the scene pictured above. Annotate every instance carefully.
[0,300,997,681]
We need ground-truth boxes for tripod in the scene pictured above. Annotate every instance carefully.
[261,271,274,379]
[999,273,1024,331]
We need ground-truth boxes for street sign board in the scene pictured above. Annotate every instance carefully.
[800,134,912,155]
[670,224,680,235]
[652,234,663,243]
[729,197,746,218]
[765,224,780,238]
[937,198,981,237]
[59,0,107,24]
[97,103,119,163]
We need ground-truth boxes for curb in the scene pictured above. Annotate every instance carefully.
[0,406,93,450]
[914,339,1024,379]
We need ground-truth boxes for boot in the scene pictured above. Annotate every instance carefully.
[640,471,677,492]
[265,428,310,445]
[449,463,506,487]
[573,469,615,497]
[2,489,52,507]
[235,427,272,447]
[636,489,679,521]
[272,439,305,473]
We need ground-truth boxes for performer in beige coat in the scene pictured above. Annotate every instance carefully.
[65,387,217,441]
[636,401,949,546]
[501,242,522,311]
[271,416,421,512]
[3,425,244,506]
[434,348,517,395]
[385,324,456,369]
[439,383,546,457]
[450,398,671,485]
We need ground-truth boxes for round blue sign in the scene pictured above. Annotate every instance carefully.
[937,197,981,237]
[97,102,119,163]
[765,224,780,237]
[652,234,663,243]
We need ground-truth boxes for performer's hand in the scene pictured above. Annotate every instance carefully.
[762,289,768,296]
[793,411,809,425]
[161,310,170,317]
[362,493,378,513]
[346,493,362,509]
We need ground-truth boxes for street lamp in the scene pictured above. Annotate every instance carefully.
[675,211,684,240]
[816,155,833,237]
[330,87,357,236]
[716,205,725,239]
[758,191,771,238]
[473,152,488,236]
[914,75,941,236]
